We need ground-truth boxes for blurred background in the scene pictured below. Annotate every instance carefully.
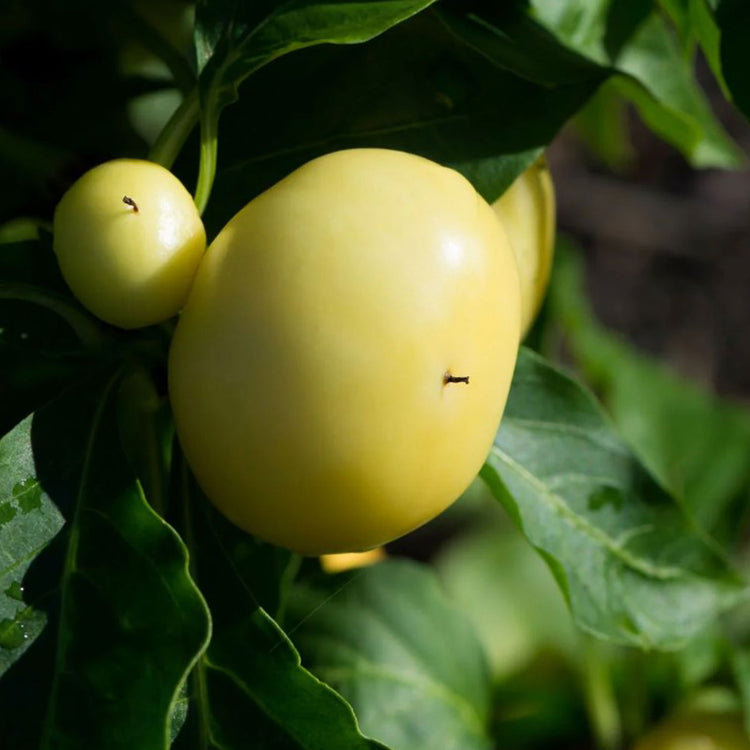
[551,71,750,403]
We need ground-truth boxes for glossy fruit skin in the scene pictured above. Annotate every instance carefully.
[633,713,750,750]
[53,159,206,329]
[169,148,521,555]
[492,159,555,338]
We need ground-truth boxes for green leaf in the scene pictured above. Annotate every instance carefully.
[528,0,612,64]
[686,0,726,91]
[451,149,543,205]
[31,377,211,749]
[195,0,438,112]
[289,560,493,750]
[201,9,604,233]
[604,0,653,59]
[613,12,742,168]
[659,0,726,93]
[0,417,64,676]
[548,242,750,542]
[191,0,438,213]
[483,348,747,650]
[437,3,608,87]
[475,0,741,168]
[176,483,384,750]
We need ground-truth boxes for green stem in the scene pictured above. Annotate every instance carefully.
[194,108,219,216]
[148,87,200,169]
[0,282,106,348]
[582,636,622,750]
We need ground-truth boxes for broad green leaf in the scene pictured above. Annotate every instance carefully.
[174,482,384,750]
[195,0,437,113]
[483,348,747,649]
[201,10,604,233]
[549,242,750,541]
[717,0,750,120]
[437,3,608,87]
[33,378,211,749]
[289,560,493,750]
[0,376,120,748]
[0,417,64,676]
[613,12,742,168]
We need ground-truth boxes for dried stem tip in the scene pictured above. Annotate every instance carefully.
[444,372,470,385]
[122,195,139,213]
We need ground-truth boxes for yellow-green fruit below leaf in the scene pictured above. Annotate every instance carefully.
[633,713,750,750]
[169,148,521,555]
[492,159,556,338]
[53,159,206,329]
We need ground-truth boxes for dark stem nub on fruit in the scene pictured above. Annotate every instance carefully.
[122,195,139,213]
[443,372,470,385]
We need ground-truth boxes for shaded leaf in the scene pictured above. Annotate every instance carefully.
[34,377,211,749]
[174,481,384,750]
[437,2,608,86]
[604,0,653,59]
[483,348,746,649]
[0,417,64,677]
[0,237,104,436]
[289,560,493,750]
[202,9,604,234]
[195,0,437,113]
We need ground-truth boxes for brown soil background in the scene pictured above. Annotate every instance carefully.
[548,77,750,403]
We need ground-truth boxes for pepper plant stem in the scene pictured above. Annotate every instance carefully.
[148,87,200,170]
